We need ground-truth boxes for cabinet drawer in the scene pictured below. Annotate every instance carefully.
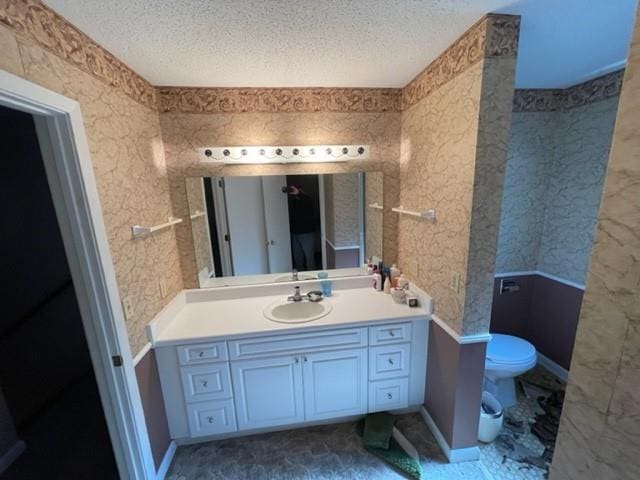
[369,323,412,345]
[368,378,409,412]
[186,399,237,437]
[369,343,411,380]
[229,328,367,360]
[178,342,228,365]
[181,363,233,403]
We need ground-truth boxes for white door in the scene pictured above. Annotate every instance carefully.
[302,348,368,421]
[261,175,292,273]
[223,177,269,275]
[231,355,304,430]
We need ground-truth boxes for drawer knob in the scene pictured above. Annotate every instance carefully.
[389,331,395,337]
[388,358,394,365]
[207,416,214,424]
[202,380,208,387]
[387,393,393,399]
[294,357,299,364]
[198,351,204,357]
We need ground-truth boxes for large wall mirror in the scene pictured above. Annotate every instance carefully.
[185,172,383,287]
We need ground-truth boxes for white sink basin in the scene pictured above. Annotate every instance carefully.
[263,300,332,323]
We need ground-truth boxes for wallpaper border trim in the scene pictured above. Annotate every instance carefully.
[513,69,624,112]
[401,14,520,110]
[0,0,158,110]
[0,3,521,115]
[158,86,402,114]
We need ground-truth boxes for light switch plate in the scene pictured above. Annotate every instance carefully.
[449,272,461,293]
[159,279,170,299]
[122,297,134,321]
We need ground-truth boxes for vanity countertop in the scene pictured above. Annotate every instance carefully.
[148,280,431,347]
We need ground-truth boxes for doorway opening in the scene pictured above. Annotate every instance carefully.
[0,106,118,478]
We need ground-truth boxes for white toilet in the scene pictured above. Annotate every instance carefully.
[484,334,537,408]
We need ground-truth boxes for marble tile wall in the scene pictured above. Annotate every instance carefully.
[398,15,519,336]
[0,10,183,356]
[550,11,640,480]
[158,112,401,289]
[496,93,620,286]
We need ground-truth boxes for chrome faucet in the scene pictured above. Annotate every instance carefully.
[292,269,299,281]
[287,286,303,302]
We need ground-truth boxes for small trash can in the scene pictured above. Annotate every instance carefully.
[478,391,503,443]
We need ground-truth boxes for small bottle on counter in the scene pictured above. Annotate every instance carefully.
[372,271,382,291]
[383,269,391,293]
[390,264,401,288]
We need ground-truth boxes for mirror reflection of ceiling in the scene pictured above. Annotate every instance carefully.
[44,0,638,89]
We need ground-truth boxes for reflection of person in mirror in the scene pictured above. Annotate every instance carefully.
[288,185,316,271]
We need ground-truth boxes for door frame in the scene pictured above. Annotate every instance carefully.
[0,70,156,478]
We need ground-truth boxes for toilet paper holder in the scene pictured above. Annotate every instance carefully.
[500,279,521,294]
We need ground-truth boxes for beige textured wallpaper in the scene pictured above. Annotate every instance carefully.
[550,12,640,480]
[397,16,519,336]
[324,173,360,247]
[158,111,401,289]
[0,5,183,356]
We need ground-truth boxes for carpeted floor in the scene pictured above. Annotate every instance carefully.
[167,412,488,480]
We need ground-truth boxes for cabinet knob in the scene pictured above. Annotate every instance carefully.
[388,358,394,365]
[294,357,299,364]
[202,380,208,387]
[303,356,308,362]
[207,416,214,424]
[387,393,393,399]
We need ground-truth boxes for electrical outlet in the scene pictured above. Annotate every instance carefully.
[159,279,170,299]
[122,297,134,321]
[449,272,461,293]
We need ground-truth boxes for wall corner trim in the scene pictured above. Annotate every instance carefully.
[0,440,26,475]
[419,406,480,463]
[155,440,176,480]
[133,342,153,367]
[431,315,492,344]
[494,270,585,290]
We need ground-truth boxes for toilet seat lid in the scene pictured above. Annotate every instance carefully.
[487,334,536,365]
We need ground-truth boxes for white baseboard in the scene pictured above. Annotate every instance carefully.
[156,440,176,480]
[0,440,26,475]
[419,406,479,463]
[537,353,569,382]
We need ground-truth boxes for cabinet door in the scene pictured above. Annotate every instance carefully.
[231,355,304,430]
[302,348,368,421]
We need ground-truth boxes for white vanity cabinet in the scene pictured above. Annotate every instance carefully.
[155,319,427,443]
[302,348,368,421]
[231,354,305,429]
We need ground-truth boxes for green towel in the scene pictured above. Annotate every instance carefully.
[359,413,423,480]
[363,412,397,449]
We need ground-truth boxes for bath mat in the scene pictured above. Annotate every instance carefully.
[359,413,423,480]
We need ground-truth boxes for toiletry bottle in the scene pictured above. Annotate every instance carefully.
[390,264,401,288]
[383,269,391,293]
[373,271,382,291]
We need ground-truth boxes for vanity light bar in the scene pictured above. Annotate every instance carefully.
[198,145,370,164]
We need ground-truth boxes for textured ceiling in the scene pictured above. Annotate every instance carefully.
[44,0,638,89]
